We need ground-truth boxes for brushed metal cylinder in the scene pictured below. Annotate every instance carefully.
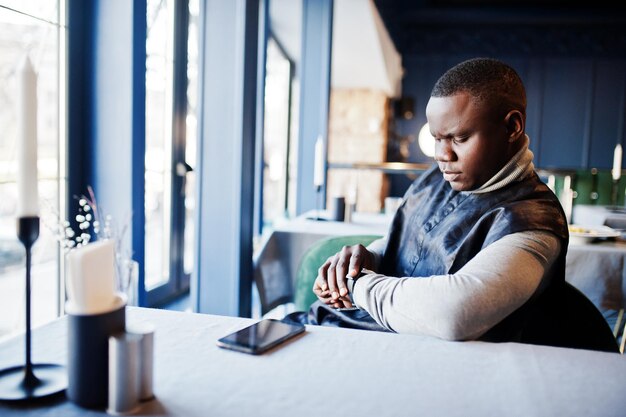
[107,332,141,415]
[128,323,156,401]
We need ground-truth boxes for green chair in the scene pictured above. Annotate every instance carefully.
[294,234,382,312]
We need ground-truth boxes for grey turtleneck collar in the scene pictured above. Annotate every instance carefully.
[466,134,534,195]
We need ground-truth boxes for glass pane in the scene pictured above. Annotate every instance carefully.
[145,0,174,289]
[268,0,302,220]
[183,0,199,275]
[261,38,292,231]
[0,1,63,339]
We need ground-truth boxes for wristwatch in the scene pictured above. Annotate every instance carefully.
[346,268,374,304]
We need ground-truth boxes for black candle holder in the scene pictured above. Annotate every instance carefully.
[611,179,620,207]
[0,216,66,401]
[315,185,323,219]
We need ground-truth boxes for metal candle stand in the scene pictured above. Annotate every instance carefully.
[315,185,323,220]
[0,217,66,402]
[611,179,620,206]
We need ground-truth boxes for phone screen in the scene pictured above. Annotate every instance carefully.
[216,319,305,355]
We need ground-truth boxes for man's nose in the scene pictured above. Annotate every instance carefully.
[434,140,455,162]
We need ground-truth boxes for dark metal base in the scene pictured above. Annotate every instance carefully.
[17,216,40,248]
[0,364,66,402]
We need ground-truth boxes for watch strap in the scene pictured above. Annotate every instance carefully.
[346,268,374,305]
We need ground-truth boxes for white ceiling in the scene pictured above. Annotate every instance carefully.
[270,0,404,98]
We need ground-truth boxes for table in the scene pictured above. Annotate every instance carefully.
[572,204,626,229]
[1,307,625,417]
[567,240,626,341]
[567,241,626,312]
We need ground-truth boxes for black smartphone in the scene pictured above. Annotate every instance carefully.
[216,319,305,355]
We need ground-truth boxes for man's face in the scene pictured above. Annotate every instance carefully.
[426,92,512,191]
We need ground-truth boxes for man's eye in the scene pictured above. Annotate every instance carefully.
[454,136,469,143]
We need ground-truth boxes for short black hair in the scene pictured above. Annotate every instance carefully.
[431,57,526,118]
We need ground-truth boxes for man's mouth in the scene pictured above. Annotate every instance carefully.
[442,171,460,182]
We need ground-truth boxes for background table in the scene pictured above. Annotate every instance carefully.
[567,241,626,312]
[1,307,625,417]
[572,204,626,230]
[253,211,391,314]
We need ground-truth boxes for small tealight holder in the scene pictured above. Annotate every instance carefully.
[330,196,345,222]
[67,293,126,409]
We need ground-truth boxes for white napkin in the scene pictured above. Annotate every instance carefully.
[66,239,117,315]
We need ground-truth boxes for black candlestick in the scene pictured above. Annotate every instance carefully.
[315,185,323,220]
[0,216,66,402]
[611,179,620,207]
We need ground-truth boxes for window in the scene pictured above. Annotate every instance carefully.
[144,0,197,306]
[0,1,66,339]
[261,37,294,231]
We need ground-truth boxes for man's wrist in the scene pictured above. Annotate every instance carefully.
[346,268,374,304]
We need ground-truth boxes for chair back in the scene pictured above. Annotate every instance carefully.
[522,281,620,353]
[294,234,382,312]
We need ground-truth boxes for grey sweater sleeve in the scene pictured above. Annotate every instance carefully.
[352,231,561,341]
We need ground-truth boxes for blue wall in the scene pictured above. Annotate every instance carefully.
[67,0,147,305]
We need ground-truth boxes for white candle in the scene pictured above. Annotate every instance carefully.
[313,135,325,187]
[17,55,39,217]
[563,175,571,193]
[612,144,622,181]
[66,240,117,314]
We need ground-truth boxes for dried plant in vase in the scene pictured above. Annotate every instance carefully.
[43,186,136,302]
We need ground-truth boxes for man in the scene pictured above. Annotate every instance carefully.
[285,57,618,351]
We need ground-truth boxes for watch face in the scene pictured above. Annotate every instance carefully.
[346,269,373,297]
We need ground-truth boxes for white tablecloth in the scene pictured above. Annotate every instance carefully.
[572,204,626,229]
[0,307,624,417]
[567,241,626,311]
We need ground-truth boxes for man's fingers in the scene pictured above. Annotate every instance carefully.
[314,261,331,293]
[318,247,361,302]
[313,282,330,297]
[347,247,364,278]
[325,255,340,301]
[312,283,324,296]
[313,280,332,303]
[335,247,352,297]
[334,296,352,309]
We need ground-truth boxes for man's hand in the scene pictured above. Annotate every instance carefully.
[312,244,375,309]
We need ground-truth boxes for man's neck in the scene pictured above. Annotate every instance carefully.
[467,134,534,195]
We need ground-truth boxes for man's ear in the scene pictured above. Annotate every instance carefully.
[504,110,524,143]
